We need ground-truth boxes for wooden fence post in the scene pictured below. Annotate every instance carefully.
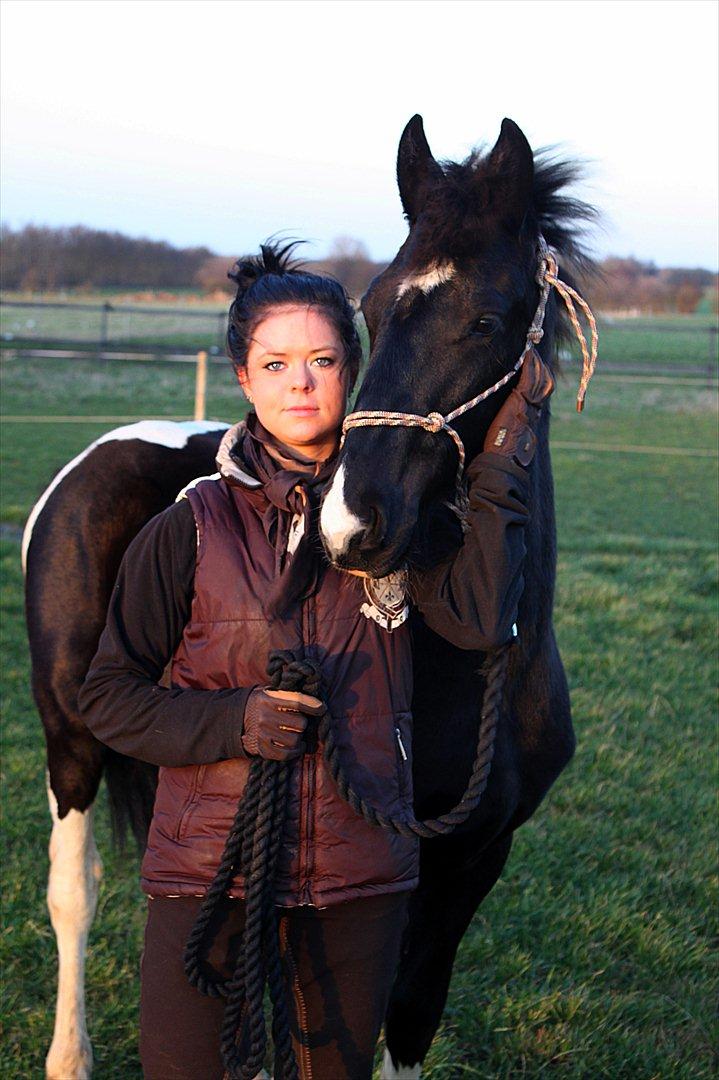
[194,350,208,420]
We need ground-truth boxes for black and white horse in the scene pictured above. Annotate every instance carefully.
[25,117,593,1078]
[24,420,229,1078]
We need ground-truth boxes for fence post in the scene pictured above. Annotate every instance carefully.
[708,326,718,390]
[100,302,112,347]
[194,350,208,420]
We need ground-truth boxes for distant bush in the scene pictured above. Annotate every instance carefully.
[591,256,718,315]
[195,237,387,302]
[0,224,212,290]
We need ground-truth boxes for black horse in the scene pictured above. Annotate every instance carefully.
[319,115,594,1076]
[25,118,594,1078]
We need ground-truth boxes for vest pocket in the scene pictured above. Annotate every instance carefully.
[174,765,206,840]
[394,713,412,801]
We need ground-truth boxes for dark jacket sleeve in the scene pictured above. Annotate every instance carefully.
[77,498,253,767]
[409,451,530,651]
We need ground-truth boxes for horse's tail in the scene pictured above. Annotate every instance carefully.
[103,749,157,852]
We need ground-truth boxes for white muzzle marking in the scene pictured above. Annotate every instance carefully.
[320,464,364,559]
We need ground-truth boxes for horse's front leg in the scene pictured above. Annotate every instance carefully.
[45,775,103,1080]
[381,830,513,1079]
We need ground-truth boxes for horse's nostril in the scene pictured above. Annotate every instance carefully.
[364,505,385,547]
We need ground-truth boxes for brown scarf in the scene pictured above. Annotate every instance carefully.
[217,412,339,619]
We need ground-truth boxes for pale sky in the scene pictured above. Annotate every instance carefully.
[1,0,717,269]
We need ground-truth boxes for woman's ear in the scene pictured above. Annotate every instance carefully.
[237,367,253,403]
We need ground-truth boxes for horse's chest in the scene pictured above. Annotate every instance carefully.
[410,614,517,827]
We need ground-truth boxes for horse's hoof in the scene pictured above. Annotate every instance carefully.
[380,1046,422,1079]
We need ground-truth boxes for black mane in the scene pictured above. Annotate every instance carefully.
[409,144,598,281]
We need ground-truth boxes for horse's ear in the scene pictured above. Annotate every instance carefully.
[485,118,534,231]
[397,115,444,225]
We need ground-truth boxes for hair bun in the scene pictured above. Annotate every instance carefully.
[227,239,304,295]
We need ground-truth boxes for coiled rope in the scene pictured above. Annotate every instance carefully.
[185,644,509,1076]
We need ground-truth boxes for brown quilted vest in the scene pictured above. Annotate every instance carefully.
[140,473,418,907]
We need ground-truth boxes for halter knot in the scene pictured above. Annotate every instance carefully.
[425,412,445,433]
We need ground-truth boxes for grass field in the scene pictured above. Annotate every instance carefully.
[2,293,718,371]
[0,296,228,354]
[1,346,717,1077]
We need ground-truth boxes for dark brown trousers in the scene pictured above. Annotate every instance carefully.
[139,892,410,1080]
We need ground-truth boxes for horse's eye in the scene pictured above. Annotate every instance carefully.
[469,316,500,337]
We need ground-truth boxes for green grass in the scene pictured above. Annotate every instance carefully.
[1,357,717,1077]
[1,292,228,354]
[1,295,717,370]
[591,315,717,369]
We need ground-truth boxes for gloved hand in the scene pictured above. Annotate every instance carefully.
[241,687,325,761]
[484,348,555,466]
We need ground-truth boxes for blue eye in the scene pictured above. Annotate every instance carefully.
[265,361,284,371]
[313,356,335,368]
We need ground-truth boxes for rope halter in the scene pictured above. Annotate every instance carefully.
[339,236,598,522]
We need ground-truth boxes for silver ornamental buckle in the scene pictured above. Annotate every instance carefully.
[360,569,409,633]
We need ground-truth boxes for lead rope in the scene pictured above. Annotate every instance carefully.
[184,643,508,1077]
[340,236,599,523]
[184,655,322,1080]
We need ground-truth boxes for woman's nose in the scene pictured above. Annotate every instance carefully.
[292,364,315,391]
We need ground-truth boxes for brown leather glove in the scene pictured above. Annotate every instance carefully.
[484,348,555,466]
[241,687,325,761]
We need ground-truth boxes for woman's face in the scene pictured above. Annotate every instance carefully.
[238,305,349,461]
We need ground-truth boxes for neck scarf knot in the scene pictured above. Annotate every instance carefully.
[216,412,339,618]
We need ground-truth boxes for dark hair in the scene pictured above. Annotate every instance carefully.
[226,239,363,393]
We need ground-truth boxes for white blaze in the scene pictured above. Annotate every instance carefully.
[396,261,455,299]
[320,464,364,559]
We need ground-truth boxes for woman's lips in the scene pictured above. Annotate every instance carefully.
[286,407,319,413]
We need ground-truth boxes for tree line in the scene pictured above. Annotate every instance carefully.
[0,224,212,290]
[591,257,717,315]
[1,224,716,314]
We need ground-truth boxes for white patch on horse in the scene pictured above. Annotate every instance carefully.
[45,774,103,1080]
[21,420,229,573]
[380,1047,422,1079]
[175,472,222,502]
[319,464,364,559]
[396,261,455,299]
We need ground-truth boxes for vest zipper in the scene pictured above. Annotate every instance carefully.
[299,591,317,905]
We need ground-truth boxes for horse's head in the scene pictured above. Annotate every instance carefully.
[320,115,592,576]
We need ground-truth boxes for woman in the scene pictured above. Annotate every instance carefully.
[79,240,552,1080]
